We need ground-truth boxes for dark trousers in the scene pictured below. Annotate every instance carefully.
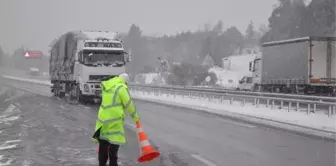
[98,139,120,166]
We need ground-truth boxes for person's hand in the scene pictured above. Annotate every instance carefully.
[91,137,98,144]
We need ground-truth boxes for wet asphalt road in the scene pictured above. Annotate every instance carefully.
[132,100,336,166]
[1,76,336,166]
[0,80,164,165]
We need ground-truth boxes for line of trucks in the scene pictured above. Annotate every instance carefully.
[237,36,336,96]
[49,30,131,102]
[49,33,336,103]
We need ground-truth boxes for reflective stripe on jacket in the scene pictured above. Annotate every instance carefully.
[93,76,140,145]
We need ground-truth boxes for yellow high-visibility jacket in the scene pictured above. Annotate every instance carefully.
[92,76,140,145]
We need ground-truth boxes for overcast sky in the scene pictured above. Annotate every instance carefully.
[0,0,277,53]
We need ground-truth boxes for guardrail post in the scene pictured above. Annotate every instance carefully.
[328,106,332,117]
[280,101,283,109]
[230,97,233,105]
[313,104,316,113]
[253,98,257,106]
[220,96,224,103]
[333,106,336,115]
[271,100,275,110]
[288,102,292,112]
[242,98,246,107]
[307,104,310,115]
[266,99,270,108]
[296,103,300,111]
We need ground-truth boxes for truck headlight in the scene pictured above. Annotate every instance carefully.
[84,84,89,92]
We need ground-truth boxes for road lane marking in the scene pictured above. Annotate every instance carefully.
[218,118,256,128]
[191,154,217,166]
[127,123,136,128]
[125,123,137,132]
[78,105,91,110]
[5,139,20,144]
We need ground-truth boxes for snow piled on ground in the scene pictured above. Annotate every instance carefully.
[144,73,159,84]
[131,90,336,134]
[135,73,161,85]
[209,67,242,89]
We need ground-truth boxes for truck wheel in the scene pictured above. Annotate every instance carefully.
[52,86,57,96]
[54,87,59,97]
[59,92,65,98]
[76,86,83,102]
[53,89,57,96]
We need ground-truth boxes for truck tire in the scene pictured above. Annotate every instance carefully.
[53,88,58,97]
[59,91,65,98]
[75,85,83,102]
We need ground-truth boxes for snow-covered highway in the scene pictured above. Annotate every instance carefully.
[1,75,335,166]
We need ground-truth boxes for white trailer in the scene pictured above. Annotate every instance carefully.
[49,30,131,101]
[248,36,336,95]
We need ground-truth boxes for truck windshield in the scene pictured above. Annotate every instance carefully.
[254,59,260,71]
[82,50,124,66]
[246,77,253,83]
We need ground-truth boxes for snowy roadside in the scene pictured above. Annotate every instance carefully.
[130,91,336,141]
[0,86,24,166]
[2,74,336,140]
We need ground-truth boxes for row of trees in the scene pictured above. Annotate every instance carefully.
[123,0,335,75]
[1,0,334,75]
[261,0,335,42]
[123,20,262,74]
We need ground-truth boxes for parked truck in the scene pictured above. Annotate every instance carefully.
[49,30,131,102]
[245,36,336,95]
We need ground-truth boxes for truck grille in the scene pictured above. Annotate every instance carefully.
[89,75,111,81]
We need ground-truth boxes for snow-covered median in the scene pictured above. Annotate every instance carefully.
[130,90,336,140]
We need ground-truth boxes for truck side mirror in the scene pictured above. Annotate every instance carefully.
[249,62,252,71]
[124,52,131,62]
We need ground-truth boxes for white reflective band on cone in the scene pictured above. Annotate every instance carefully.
[137,127,144,132]
[140,140,150,147]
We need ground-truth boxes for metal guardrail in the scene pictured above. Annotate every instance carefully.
[3,74,336,117]
[129,85,336,117]
[128,83,336,103]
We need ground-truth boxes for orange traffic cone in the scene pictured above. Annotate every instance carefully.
[135,121,160,163]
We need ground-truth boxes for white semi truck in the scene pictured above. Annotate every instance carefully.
[49,30,131,101]
[242,36,336,95]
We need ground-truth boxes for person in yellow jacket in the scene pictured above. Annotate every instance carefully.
[92,73,139,166]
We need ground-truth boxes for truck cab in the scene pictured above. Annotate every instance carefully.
[248,54,262,91]
[49,31,132,102]
[73,39,131,100]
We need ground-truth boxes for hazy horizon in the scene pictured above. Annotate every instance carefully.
[0,0,278,54]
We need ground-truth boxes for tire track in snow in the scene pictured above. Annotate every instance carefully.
[0,86,26,166]
[0,104,23,166]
